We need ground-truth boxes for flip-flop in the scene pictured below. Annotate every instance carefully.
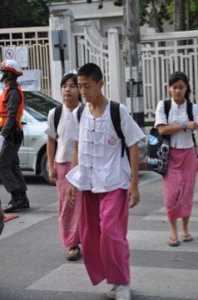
[167,238,180,247]
[181,234,194,242]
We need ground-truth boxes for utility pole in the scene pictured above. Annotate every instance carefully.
[124,0,142,123]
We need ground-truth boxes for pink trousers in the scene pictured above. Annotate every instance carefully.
[163,148,198,221]
[80,188,130,285]
[55,162,81,249]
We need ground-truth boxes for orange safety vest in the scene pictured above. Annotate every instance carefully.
[0,85,24,128]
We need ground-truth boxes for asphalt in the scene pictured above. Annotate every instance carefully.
[0,172,198,300]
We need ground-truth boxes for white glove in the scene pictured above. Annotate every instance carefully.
[0,135,5,152]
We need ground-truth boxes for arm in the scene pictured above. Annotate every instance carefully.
[47,136,56,182]
[128,143,140,208]
[157,121,198,136]
[71,141,78,167]
[157,123,185,136]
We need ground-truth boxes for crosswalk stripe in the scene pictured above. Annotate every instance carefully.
[27,263,198,300]
[143,214,198,222]
[0,211,56,241]
[127,230,198,252]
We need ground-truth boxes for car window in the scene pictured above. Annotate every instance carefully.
[25,106,47,121]
[24,91,58,118]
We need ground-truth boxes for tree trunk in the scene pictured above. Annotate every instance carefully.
[174,0,186,31]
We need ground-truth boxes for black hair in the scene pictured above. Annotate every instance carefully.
[78,63,103,82]
[60,72,82,102]
[169,71,191,101]
[60,73,78,88]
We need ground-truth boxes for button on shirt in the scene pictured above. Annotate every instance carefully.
[66,102,145,193]
[155,99,198,149]
[45,105,76,163]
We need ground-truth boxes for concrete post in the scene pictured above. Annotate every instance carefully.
[108,28,121,102]
[49,8,75,101]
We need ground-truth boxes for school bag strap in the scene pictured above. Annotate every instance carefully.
[54,105,63,138]
[186,100,197,150]
[77,103,85,123]
[110,101,129,158]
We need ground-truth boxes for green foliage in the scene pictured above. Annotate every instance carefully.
[0,0,49,28]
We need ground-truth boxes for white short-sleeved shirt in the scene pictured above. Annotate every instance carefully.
[45,105,77,163]
[66,102,145,193]
[155,99,198,149]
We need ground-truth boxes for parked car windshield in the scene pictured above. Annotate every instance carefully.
[24,91,59,121]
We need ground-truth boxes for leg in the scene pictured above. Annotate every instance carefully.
[79,192,105,285]
[99,189,130,285]
[167,219,180,246]
[0,140,25,193]
[181,216,193,241]
[55,162,81,259]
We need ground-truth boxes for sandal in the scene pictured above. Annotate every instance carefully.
[167,238,180,247]
[66,246,81,261]
[181,234,194,242]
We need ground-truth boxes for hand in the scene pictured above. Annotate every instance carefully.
[48,166,56,183]
[186,121,197,130]
[0,135,5,152]
[128,183,140,208]
[66,184,77,207]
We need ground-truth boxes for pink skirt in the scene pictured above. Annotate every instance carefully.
[163,148,198,221]
[55,162,81,248]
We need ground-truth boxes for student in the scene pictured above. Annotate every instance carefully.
[66,63,145,300]
[155,71,198,246]
[46,73,81,261]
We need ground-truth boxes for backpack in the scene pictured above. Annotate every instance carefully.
[147,99,195,176]
[77,101,129,158]
[54,105,63,137]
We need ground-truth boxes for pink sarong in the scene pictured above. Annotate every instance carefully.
[80,188,130,286]
[163,148,198,221]
[55,162,81,248]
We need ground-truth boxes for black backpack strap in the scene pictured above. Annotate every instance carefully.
[186,101,197,150]
[54,105,63,137]
[110,101,128,158]
[186,101,193,121]
[77,103,85,123]
[164,100,171,122]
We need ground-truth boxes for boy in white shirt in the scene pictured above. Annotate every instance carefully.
[66,63,145,300]
[46,73,81,261]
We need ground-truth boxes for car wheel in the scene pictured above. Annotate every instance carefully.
[40,152,49,183]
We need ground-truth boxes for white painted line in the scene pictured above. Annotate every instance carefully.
[127,230,198,252]
[143,215,198,222]
[0,212,56,240]
[27,263,198,299]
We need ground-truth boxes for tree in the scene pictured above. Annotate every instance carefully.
[174,0,186,30]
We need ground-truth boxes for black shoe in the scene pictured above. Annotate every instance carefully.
[4,200,30,213]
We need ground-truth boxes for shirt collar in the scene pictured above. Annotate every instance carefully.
[171,98,187,109]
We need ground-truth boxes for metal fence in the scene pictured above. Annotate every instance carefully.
[141,30,198,122]
[0,27,51,96]
[74,25,110,99]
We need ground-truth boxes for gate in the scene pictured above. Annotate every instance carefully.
[141,30,198,123]
[74,25,111,99]
[0,27,51,96]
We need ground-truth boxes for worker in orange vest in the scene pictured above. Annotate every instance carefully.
[0,59,30,213]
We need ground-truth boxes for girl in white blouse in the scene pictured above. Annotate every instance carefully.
[46,73,82,261]
[155,71,198,246]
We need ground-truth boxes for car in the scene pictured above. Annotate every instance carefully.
[19,91,59,182]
